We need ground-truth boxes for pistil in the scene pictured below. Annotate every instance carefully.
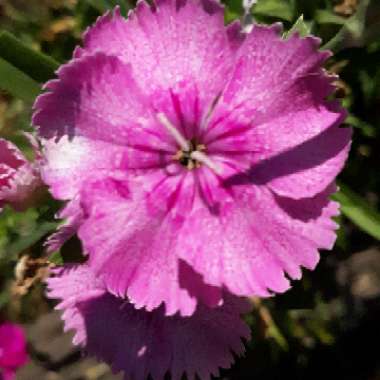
[157,112,220,174]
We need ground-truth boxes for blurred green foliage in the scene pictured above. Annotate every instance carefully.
[0,0,379,379]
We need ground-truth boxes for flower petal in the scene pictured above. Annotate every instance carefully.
[250,122,351,199]
[78,176,221,316]
[45,198,84,253]
[33,53,155,144]
[46,264,251,380]
[79,0,239,101]
[33,53,175,200]
[0,322,28,369]
[205,25,351,198]
[0,139,41,211]
[40,136,125,200]
[178,184,340,297]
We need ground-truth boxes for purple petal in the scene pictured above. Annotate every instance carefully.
[46,264,251,380]
[0,322,28,373]
[0,139,41,211]
[79,0,239,100]
[45,198,84,253]
[205,24,351,199]
[78,176,222,316]
[177,184,340,296]
[33,53,151,143]
[33,53,182,200]
[1,368,16,380]
[40,135,126,200]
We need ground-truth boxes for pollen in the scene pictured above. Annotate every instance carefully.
[174,139,206,170]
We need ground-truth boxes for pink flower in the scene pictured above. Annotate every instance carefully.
[46,264,250,380]
[0,138,41,212]
[33,0,351,316]
[0,322,28,380]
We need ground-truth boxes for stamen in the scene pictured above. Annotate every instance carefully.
[190,151,221,174]
[157,113,190,151]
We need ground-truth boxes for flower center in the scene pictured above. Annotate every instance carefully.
[174,139,205,170]
[157,113,220,173]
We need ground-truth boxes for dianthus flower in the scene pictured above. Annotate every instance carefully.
[0,321,28,380]
[0,138,41,212]
[47,264,250,380]
[33,0,351,317]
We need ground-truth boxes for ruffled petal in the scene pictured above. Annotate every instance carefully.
[40,136,125,200]
[33,53,156,144]
[46,264,251,380]
[249,122,351,199]
[45,198,84,253]
[0,139,41,211]
[78,0,239,101]
[1,368,16,380]
[0,322,28,369]
[33,53,177,200]
[178,184,340,297]
[205,25,351,199]
[78,176,221,316]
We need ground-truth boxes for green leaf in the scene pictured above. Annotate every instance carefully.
[315,10,346,25]
[346,115,376,138]
[85,0,129,14]
[0,57,40,102]
[323,0,377,53]
[7,221,59,257]
[253,0,294,22]
[334,183,380,241]
[0,31,59,83]
[284,15,310,38]
[49,251,64,265]
[85,0,110,12]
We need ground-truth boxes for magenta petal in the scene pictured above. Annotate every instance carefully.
[1,368,15,380]
[34,0,351,320]
[40,136,126,200]
[206,25,351,198]
[46,264,251,380]
[0,139,41,212]
[33,53,178,200]
[80,0,238,98]
[78,177,222,316]
[252,122,352,199]
[178,185,340,296]
[0,322,28,379]
[45,198,84,253]
[33,53,150,143]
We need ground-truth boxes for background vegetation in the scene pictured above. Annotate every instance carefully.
[0,0,379,379]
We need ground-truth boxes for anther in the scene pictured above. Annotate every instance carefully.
[157,112,221,174]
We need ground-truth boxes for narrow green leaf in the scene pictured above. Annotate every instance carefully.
[0,57,40,102]
[334,183,380,241]
[49,251,64,265]
[253,0,294,22]
[7,222,59,257]
[86,0,110,12]
[284,15,310,38]
[85,0,129,14]
[0,31,59,83]
[315,10,346,25]
[346,115,376,138]
[108,0,129,15]
[323,0,370,53]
